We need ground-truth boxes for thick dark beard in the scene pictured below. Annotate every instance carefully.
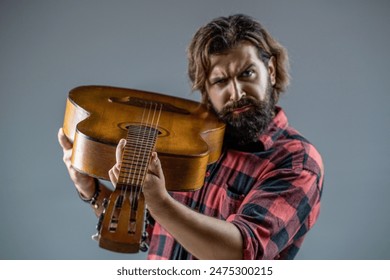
[213,86,276,146]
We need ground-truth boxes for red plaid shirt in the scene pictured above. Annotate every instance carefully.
[146,107,324,259]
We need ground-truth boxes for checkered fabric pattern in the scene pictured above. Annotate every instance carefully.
[146,107,324,259]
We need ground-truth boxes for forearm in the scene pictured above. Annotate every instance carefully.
[148,195,243,260]
[77,179,113,217]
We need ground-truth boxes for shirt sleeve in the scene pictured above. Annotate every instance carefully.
[227,167,322,260]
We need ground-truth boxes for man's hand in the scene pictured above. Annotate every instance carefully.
[143,152,169,212]
[57,128,95,199]
[108,139,169,212]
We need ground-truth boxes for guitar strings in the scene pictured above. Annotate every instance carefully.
[120,106,148,203]
[128,104,151,208]
[121,102,162,210]
[113,100,162,236]
[131,103,153,207]
[135,102,162,202]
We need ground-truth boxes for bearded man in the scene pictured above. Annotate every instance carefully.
[59,14,324,260]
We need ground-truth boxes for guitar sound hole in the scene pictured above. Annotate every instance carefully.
[118,122,169,137]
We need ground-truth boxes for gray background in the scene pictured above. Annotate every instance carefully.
[0,0,389,260]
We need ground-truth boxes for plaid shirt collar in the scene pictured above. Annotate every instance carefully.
[258,106,288,150]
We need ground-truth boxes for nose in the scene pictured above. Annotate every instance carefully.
[229,79,245,101]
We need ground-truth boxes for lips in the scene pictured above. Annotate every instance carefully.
[232,105,253,114]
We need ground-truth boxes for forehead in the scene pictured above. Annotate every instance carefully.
[208,41,264,75]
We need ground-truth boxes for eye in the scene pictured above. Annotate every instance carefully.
[241,69,255,78]
[212,77,227,85]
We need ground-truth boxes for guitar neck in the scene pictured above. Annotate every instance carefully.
[119,124,159,187]
[98,104,162,253]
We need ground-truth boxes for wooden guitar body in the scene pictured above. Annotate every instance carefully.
[63,85,225,191]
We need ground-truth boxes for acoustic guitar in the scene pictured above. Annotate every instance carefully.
[62,85,225,253]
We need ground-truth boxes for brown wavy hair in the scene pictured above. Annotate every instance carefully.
[187,14,290,104]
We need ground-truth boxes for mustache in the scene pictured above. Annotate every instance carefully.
[219,96,259,117]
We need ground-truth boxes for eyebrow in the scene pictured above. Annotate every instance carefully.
[209,75,225,84]
[241,63,255,72]
[208,63,256,83]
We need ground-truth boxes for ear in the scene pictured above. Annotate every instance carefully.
[268,56,276,86]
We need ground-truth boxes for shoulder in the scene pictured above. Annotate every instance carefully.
[259,107,323,178]
[271,125,324,183]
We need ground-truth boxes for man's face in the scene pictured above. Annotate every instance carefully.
[205,41,277,145]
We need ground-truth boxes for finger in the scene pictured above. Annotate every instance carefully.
[148,152,164,179]
[116,138,126,164]
[108,167,118,187]
[113,163,120,178]
[62,149,73,168]
[109,161,121,184]
[58,128,73,150]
